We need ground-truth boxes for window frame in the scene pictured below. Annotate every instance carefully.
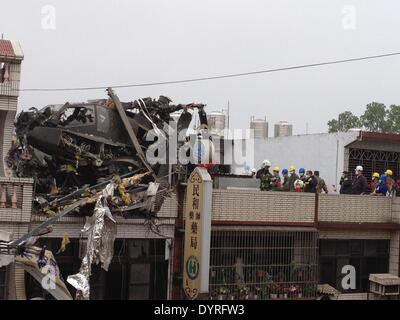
[319,239,389,293]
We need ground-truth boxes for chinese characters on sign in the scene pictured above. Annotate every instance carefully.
[183,169,204,300]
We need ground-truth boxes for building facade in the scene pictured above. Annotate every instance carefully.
[0,40,36,300]
[206,185,400,300]
[274,121,293,138]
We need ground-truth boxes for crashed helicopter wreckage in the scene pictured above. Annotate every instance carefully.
[3,88,212,299]
[7,88,210,217]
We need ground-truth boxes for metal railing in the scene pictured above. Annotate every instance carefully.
[209,226,319,300]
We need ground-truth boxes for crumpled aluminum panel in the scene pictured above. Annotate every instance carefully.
[67,182,117,300]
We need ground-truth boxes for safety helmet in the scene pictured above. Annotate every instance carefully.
[273,166,280,172]
[294,179,304,188]
[261,159,271,169]
[299,168,305,174]
[355,165,363,171]
[282,168,288,175]
[289,165,296,172]
[372,172,380,179]
[251,168,257,173]
[380,174,387,181]
[385,169,393,176]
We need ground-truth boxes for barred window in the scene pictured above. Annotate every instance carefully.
[319,239,389,292]
[210,227,319,300]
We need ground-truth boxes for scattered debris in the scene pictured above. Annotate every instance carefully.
[57,232,71,254]
[5,88,208,299]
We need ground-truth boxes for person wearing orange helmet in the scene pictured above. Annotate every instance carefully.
[385,169,398,196]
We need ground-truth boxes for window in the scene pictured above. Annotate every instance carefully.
[319,239,389,292]
[59,106,95,127]
[0,267,7,300]
[0,62,10,83]
[128,264,150,300]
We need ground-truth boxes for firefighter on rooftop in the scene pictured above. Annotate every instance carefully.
[257,159,273,191]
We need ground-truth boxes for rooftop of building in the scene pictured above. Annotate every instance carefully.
[0,40,24,61]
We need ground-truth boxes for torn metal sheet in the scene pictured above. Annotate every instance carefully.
[67,181,117,300]
[15,247,73,300]
[1,230,72,299]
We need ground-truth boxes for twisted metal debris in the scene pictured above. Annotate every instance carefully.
[4,88,209,299]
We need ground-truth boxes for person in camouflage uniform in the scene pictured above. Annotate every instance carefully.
[314,170,328,193]
[258,160,273,191]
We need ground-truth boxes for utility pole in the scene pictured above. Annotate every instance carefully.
[227,100,230,139]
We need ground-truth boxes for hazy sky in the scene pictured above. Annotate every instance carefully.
[2,0,400,135]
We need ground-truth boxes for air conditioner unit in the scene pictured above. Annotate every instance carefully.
[369,274,400,297]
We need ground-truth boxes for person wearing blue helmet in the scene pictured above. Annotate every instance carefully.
[281,169,290,191]
[298,168,306,191]
[299,168,306,180]
[373,174,389,196]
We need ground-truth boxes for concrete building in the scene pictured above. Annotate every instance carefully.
[204,183,400,300]
[0,39,35,300]
[0,40,23,176]
[250,116,268,139]
[207,111,226,137]
[274,121,293,138]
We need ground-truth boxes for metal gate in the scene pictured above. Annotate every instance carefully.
[209,227,319,300]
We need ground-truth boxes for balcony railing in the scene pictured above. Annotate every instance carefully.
[0,177,33,223]
[212,190,315,225]
[211,189,397,225]
[318,194,393,224]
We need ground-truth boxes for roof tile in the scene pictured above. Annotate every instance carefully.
[0,40,15,57]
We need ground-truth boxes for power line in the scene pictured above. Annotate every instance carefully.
[19,51,400,92]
